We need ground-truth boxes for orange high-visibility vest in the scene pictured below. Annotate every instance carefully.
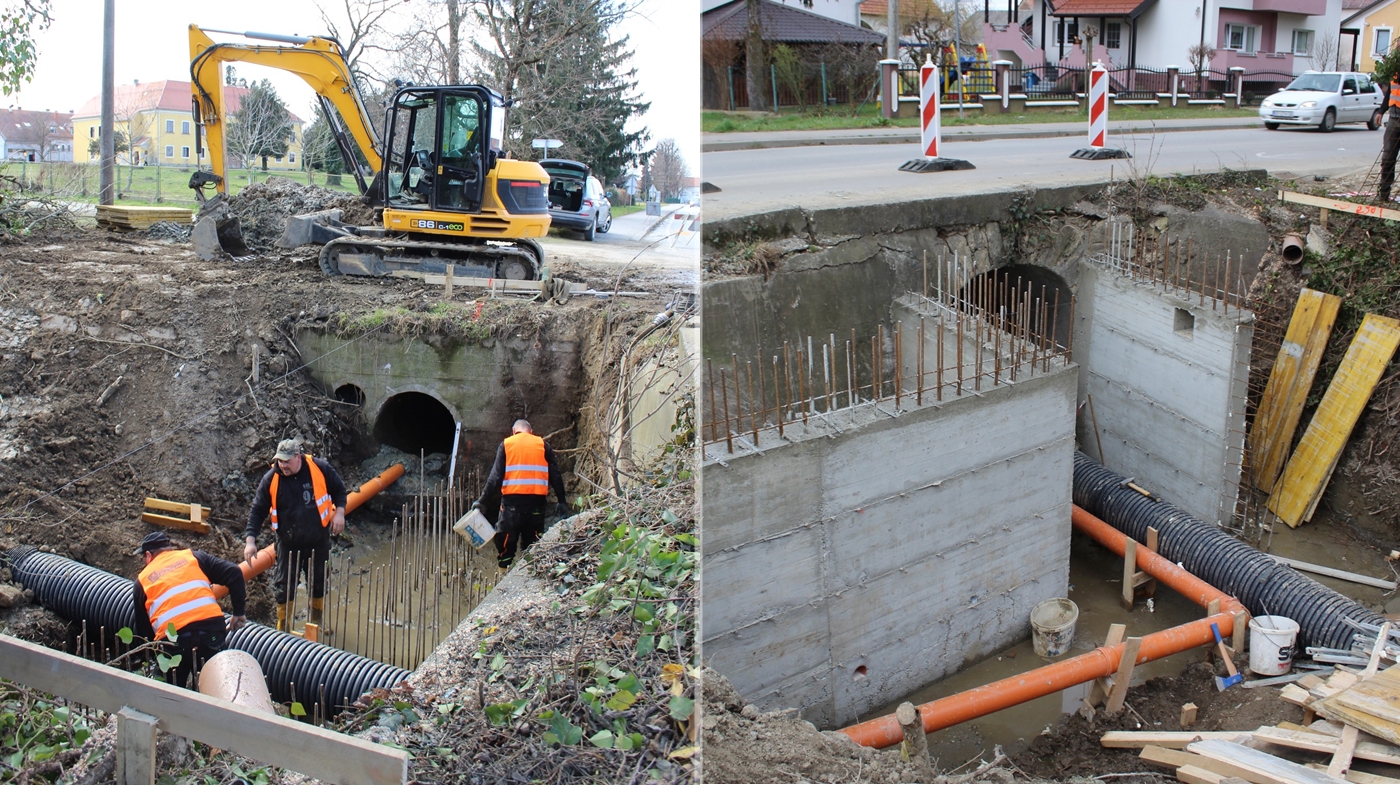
[140,549,222,640]
[502,433,549,495]
[269,454,334,531]
[1390,82,1400,108]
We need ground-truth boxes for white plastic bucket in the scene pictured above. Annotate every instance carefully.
[1030,598,1079,657]
[1248,615,1300,676]
[452,508,497,550]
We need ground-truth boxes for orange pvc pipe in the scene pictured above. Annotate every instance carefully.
[346,463,404,514]
[211,463,403,599]
[839,505,1247,749]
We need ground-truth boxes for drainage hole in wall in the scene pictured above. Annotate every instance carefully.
[854,665,869,681]
[1174,308,1195,339]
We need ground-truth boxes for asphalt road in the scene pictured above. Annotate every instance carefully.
[701,124,1385,221]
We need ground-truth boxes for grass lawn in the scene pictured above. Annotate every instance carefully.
[2,161,358,208]
[612,203,645,217]
[703,103,1259,133]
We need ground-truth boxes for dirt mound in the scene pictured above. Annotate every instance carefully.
[229,177,373,250]
[702,668,1031,783]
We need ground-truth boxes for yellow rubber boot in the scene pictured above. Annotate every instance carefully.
[275,603,288,632]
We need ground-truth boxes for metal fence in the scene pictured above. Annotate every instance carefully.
[0,159,343,209]
[704,62,881,111]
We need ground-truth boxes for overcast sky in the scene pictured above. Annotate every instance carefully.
[11,0,699,166]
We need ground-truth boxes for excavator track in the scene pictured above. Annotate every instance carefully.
[318,235,543,280]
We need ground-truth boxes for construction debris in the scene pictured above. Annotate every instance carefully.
[96,205,193,231]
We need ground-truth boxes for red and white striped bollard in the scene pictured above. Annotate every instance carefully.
[1071,61,1130,160]
[899,55,974,172]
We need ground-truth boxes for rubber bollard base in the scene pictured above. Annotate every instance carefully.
[1071,147,1132,160]
[899,157,976,173]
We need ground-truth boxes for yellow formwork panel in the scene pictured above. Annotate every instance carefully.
[1268,313,1400,527]
[1250,288,1341,493]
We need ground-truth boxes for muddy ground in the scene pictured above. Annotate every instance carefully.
[699,168,1400,781]
[0,178,694,783]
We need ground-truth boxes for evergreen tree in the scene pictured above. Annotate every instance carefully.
[470,0,649,181]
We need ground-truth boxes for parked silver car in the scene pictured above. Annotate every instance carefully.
[1259,71,1384,132]
[540,159,612,241]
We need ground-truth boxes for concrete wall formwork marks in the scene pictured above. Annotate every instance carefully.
[702,368,1077,729]
[1074,263,1253,525]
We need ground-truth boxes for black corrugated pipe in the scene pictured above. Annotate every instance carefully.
[1073,452,1385,651]
[5,545,409,715]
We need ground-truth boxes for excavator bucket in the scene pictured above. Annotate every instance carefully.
[190,190,253,261]
[277,209,356,249]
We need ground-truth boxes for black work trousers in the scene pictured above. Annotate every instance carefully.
[272,538,330,606]
[164,616,227,690]
[493,494,547,568]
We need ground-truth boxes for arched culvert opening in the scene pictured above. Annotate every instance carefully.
[963,264,1072,350]
[373,391,457,455]
[335,383,366,408]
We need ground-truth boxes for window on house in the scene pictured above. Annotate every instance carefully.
[182,121,190,134]
[181,146,190,158]
[89,127,95,138]
[288,153,295,163]
[1376,28,1393,59]
[1104,22,1121,49]
[165,144,174,158]
[165,119,174,133]
[289,129,296,143]
[275,155,284,163]
[1293,29,1313,55]
[1226,24,1258,53]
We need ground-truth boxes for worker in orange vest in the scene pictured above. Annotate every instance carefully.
[474,420,569,570]
[131,531,246,689]
[244,438,348,632]
[1380,78,1400,201]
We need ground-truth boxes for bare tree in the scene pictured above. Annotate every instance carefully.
[317,0,399,88]
[702,36,741,109]
[390,0,469,85]
[647,138,688,200]
[745,0,768,111]
[227,80,294,174]
[1308,31,1339,72]
[1187,43,1215,94]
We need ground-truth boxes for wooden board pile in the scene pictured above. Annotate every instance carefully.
[1101,625,1400,783]
[96,205,193,231]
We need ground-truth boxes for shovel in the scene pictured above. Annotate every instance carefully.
[1211,622,1242,691]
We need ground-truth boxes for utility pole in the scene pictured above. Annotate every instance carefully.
[887,0,898,61]
[99,0,114,206]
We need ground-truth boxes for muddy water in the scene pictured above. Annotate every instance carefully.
[278,469,501,672]
[869,531,1222,766]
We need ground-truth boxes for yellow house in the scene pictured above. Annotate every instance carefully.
[1343,0,1400,74]
[73,80,303,170]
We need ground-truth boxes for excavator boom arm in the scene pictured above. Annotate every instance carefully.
[188,25,382,193]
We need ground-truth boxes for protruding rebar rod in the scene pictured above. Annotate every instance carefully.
[747,361,758,445]
[917,318,925,404]
[774,355,785,439]
[795,349,808,425]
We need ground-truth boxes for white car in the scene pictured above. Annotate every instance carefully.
[1259,71,1385,132]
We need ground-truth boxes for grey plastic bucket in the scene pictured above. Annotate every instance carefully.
[1030,598,1079,657]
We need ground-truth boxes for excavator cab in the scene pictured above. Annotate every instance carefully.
[382,88,488,213]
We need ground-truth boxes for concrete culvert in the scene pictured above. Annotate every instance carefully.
[966,264,1073,347]
[373,391,457,455]
[334,383,365,408]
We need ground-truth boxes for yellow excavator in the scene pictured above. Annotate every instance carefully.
[188,25,551,280]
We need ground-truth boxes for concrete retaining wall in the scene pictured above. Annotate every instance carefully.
[1073,262,1253,524]
[297,330,582,466]
[702,366,1077,728]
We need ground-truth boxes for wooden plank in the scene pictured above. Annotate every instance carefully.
[1268,555,1397,590]
[1188,738,1349,783]
[1106,637,1143,714]
[1244,669,1330,689]
[1253,726,1400,766]
[1086,623,1127,709]
[1318,700,1400,747]
[1124,539,1139,609]
[1252,288,1343,492]
[1140,744,1265,783]
[1102,731,1252,749]
[140,512,211,535]
[118,707,158,785]
[144,497,211,519]
[1270,315,1400,527]
[1177,764,1228,783]
[0,634,407,785]
[1279,191,1400,223]
[1282,683,1315,706]
[387,270,586,293]
[1329,726,1361,778]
